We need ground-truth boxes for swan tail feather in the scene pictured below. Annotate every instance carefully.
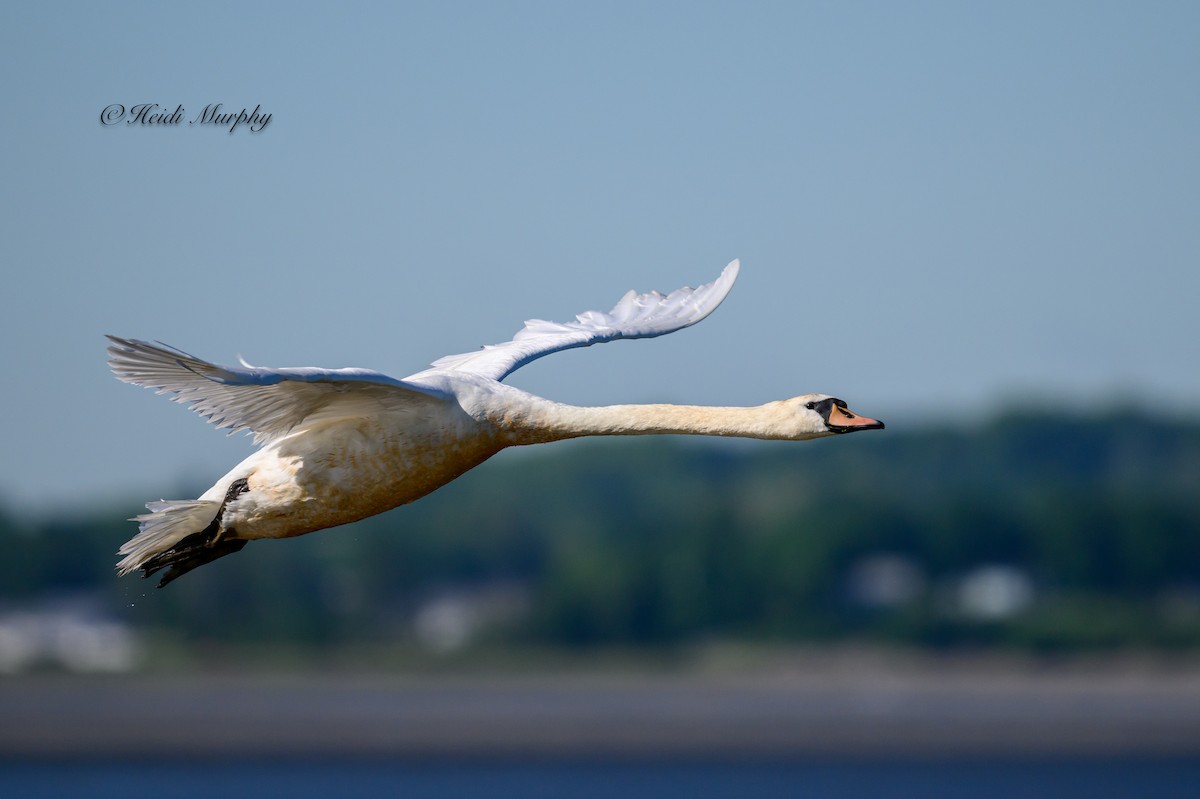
[116,479,250,587]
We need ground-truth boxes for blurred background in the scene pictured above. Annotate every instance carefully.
[3,2,1199,796]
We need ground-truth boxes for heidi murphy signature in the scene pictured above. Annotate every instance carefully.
[100,103,272,133]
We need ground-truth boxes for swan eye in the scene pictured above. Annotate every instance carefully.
[805,401,817,410]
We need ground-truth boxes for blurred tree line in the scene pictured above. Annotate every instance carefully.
[3,406,1199,654]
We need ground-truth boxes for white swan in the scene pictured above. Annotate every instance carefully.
[107,260,883,586]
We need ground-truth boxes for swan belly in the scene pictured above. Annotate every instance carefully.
[219,416,501,540]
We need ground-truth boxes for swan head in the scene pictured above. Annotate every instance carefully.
[782,394,885,439]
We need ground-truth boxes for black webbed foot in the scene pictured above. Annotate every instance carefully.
[141,534,249,588]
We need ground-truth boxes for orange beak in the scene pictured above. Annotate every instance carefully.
[828,404,885,433]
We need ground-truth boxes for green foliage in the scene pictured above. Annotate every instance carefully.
[4,407,1200,653]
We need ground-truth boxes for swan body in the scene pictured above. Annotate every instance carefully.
[108,260,884,586]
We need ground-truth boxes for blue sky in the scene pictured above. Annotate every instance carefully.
[3,2,1198,510]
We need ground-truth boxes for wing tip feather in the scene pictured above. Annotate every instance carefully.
[424,258,742,381]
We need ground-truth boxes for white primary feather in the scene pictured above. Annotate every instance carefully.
[421,259,740,382]
[106,336,448,445]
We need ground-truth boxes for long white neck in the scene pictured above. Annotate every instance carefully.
[491,394,822,446]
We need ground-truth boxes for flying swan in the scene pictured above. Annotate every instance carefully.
[108,260,883,587]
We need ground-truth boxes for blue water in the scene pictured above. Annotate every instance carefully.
[3,758,1200,799]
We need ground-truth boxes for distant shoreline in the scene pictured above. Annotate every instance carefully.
[5,654,1200,759]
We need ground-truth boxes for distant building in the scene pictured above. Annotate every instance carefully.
[845,554,925,609]
[956,565,1035,620]
[0,596,142,673]
[412,582,531,653]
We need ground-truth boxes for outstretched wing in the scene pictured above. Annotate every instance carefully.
[106,336,449,445]
[421,259,740,383]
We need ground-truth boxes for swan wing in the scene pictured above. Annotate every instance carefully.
[107,336,449,445]
[424,259,740,382]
